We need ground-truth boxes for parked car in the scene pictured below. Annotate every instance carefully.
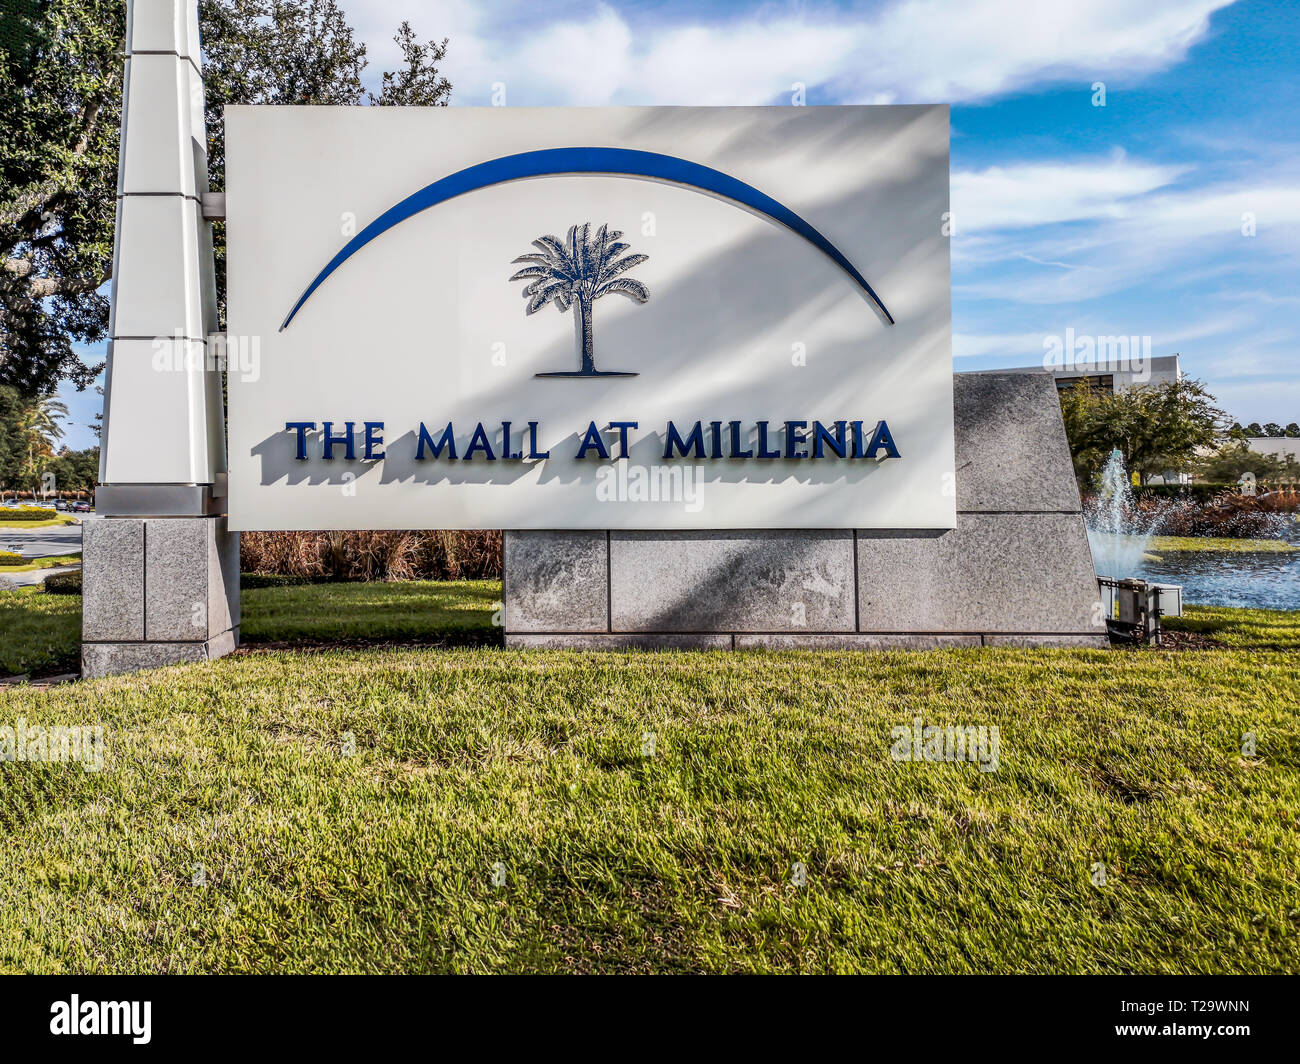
[72,501,91,513]
[54,499,69,511]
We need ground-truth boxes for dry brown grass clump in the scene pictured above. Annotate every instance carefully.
[240,530,502,581]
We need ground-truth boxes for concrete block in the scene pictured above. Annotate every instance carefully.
[954,374,1082,513]
[81,632,235,680]
[857,513,1105,635]
[82,519,145,641]
[736,633,982,650]
[983,634,1109,648]
[503,531,607,632]
[82,517,239,677]
[207,627,238,658]
[610,531,855,632]
[501,375,1104,648]
[505,633,731,650]
[145,518,210,641]
[214,522,241,638]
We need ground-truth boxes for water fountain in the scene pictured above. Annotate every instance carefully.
[1084,449,1300,614]
[1086,449,1181,644]
[1086,448,1165,579]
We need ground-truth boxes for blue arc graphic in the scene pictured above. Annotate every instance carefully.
[279,147,895,330]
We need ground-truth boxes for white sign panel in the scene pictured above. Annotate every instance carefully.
[225,105,955,529]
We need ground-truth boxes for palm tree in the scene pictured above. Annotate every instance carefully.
[19,395,67,499]
[509,222,649,376]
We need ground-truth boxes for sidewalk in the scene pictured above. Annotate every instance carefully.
[0,564,81,591]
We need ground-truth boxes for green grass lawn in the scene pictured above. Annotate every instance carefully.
[0,579,500,676]
[0,580,1298,972]
[240,579,500,643]
[2,578,1294,676]
[1148,535,1300,554]
[0,553,81,574]
[1,638,1297,973]
[1163,606,1300,650]
[0,587,83,675]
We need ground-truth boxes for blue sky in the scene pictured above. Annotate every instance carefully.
[60,0,1300,448]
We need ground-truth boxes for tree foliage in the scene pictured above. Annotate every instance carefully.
[1191,439,1291,484]
[14,390,66,492]
[0,0,450,399]
[0,381,96,491]
[43,443,98,492]
[201,1,451,324]
[0,383,25,486]
[0,0,122,398]
[1059,377,1227,485]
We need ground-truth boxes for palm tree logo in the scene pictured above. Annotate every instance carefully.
[509,222,649,377]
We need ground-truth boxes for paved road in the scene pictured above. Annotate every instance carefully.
[0,519,84,559]
[0,519,84,591]
[0,563,80,590]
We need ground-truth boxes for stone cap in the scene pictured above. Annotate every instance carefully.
[954,373,1083,513]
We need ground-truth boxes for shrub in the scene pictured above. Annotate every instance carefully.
[1083,488,1298,540]
[0,506,57,521]
[1159,493,1295,538]
[239,530,502,581]
[0,550,24,565]
[1137,483,1300,502]
[1134,483,1236,501]
[43,570,83,594]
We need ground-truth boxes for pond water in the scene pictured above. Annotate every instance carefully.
[1133,548,1300,611]
[1089,519,1300,611]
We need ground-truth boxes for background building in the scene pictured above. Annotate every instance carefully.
[1246,437,1300,466]
[962,354,1181,394]
[963,355,1187,484]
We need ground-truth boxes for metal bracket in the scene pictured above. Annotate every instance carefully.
[200,191,226,221]
[94,483,225,517]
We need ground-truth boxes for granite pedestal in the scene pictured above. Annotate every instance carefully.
[81,516,240,678]
[504,374,1107,649]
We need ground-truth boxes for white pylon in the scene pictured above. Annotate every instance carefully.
[99,0,224,494]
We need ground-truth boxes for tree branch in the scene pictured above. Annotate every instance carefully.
[0,99,105,231]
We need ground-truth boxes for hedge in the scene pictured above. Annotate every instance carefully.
[0,506,58,521]
[43,571,82,594]
[0,550,23,566]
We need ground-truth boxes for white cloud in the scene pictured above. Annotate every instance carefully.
[348,0,1234,106]
[1154,311,1252,345]
[951,330,1047,360]
[951,153,1187,232]
[953,310,1248,366]
[1212,378,1300,410]
[953,162,1300,304]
